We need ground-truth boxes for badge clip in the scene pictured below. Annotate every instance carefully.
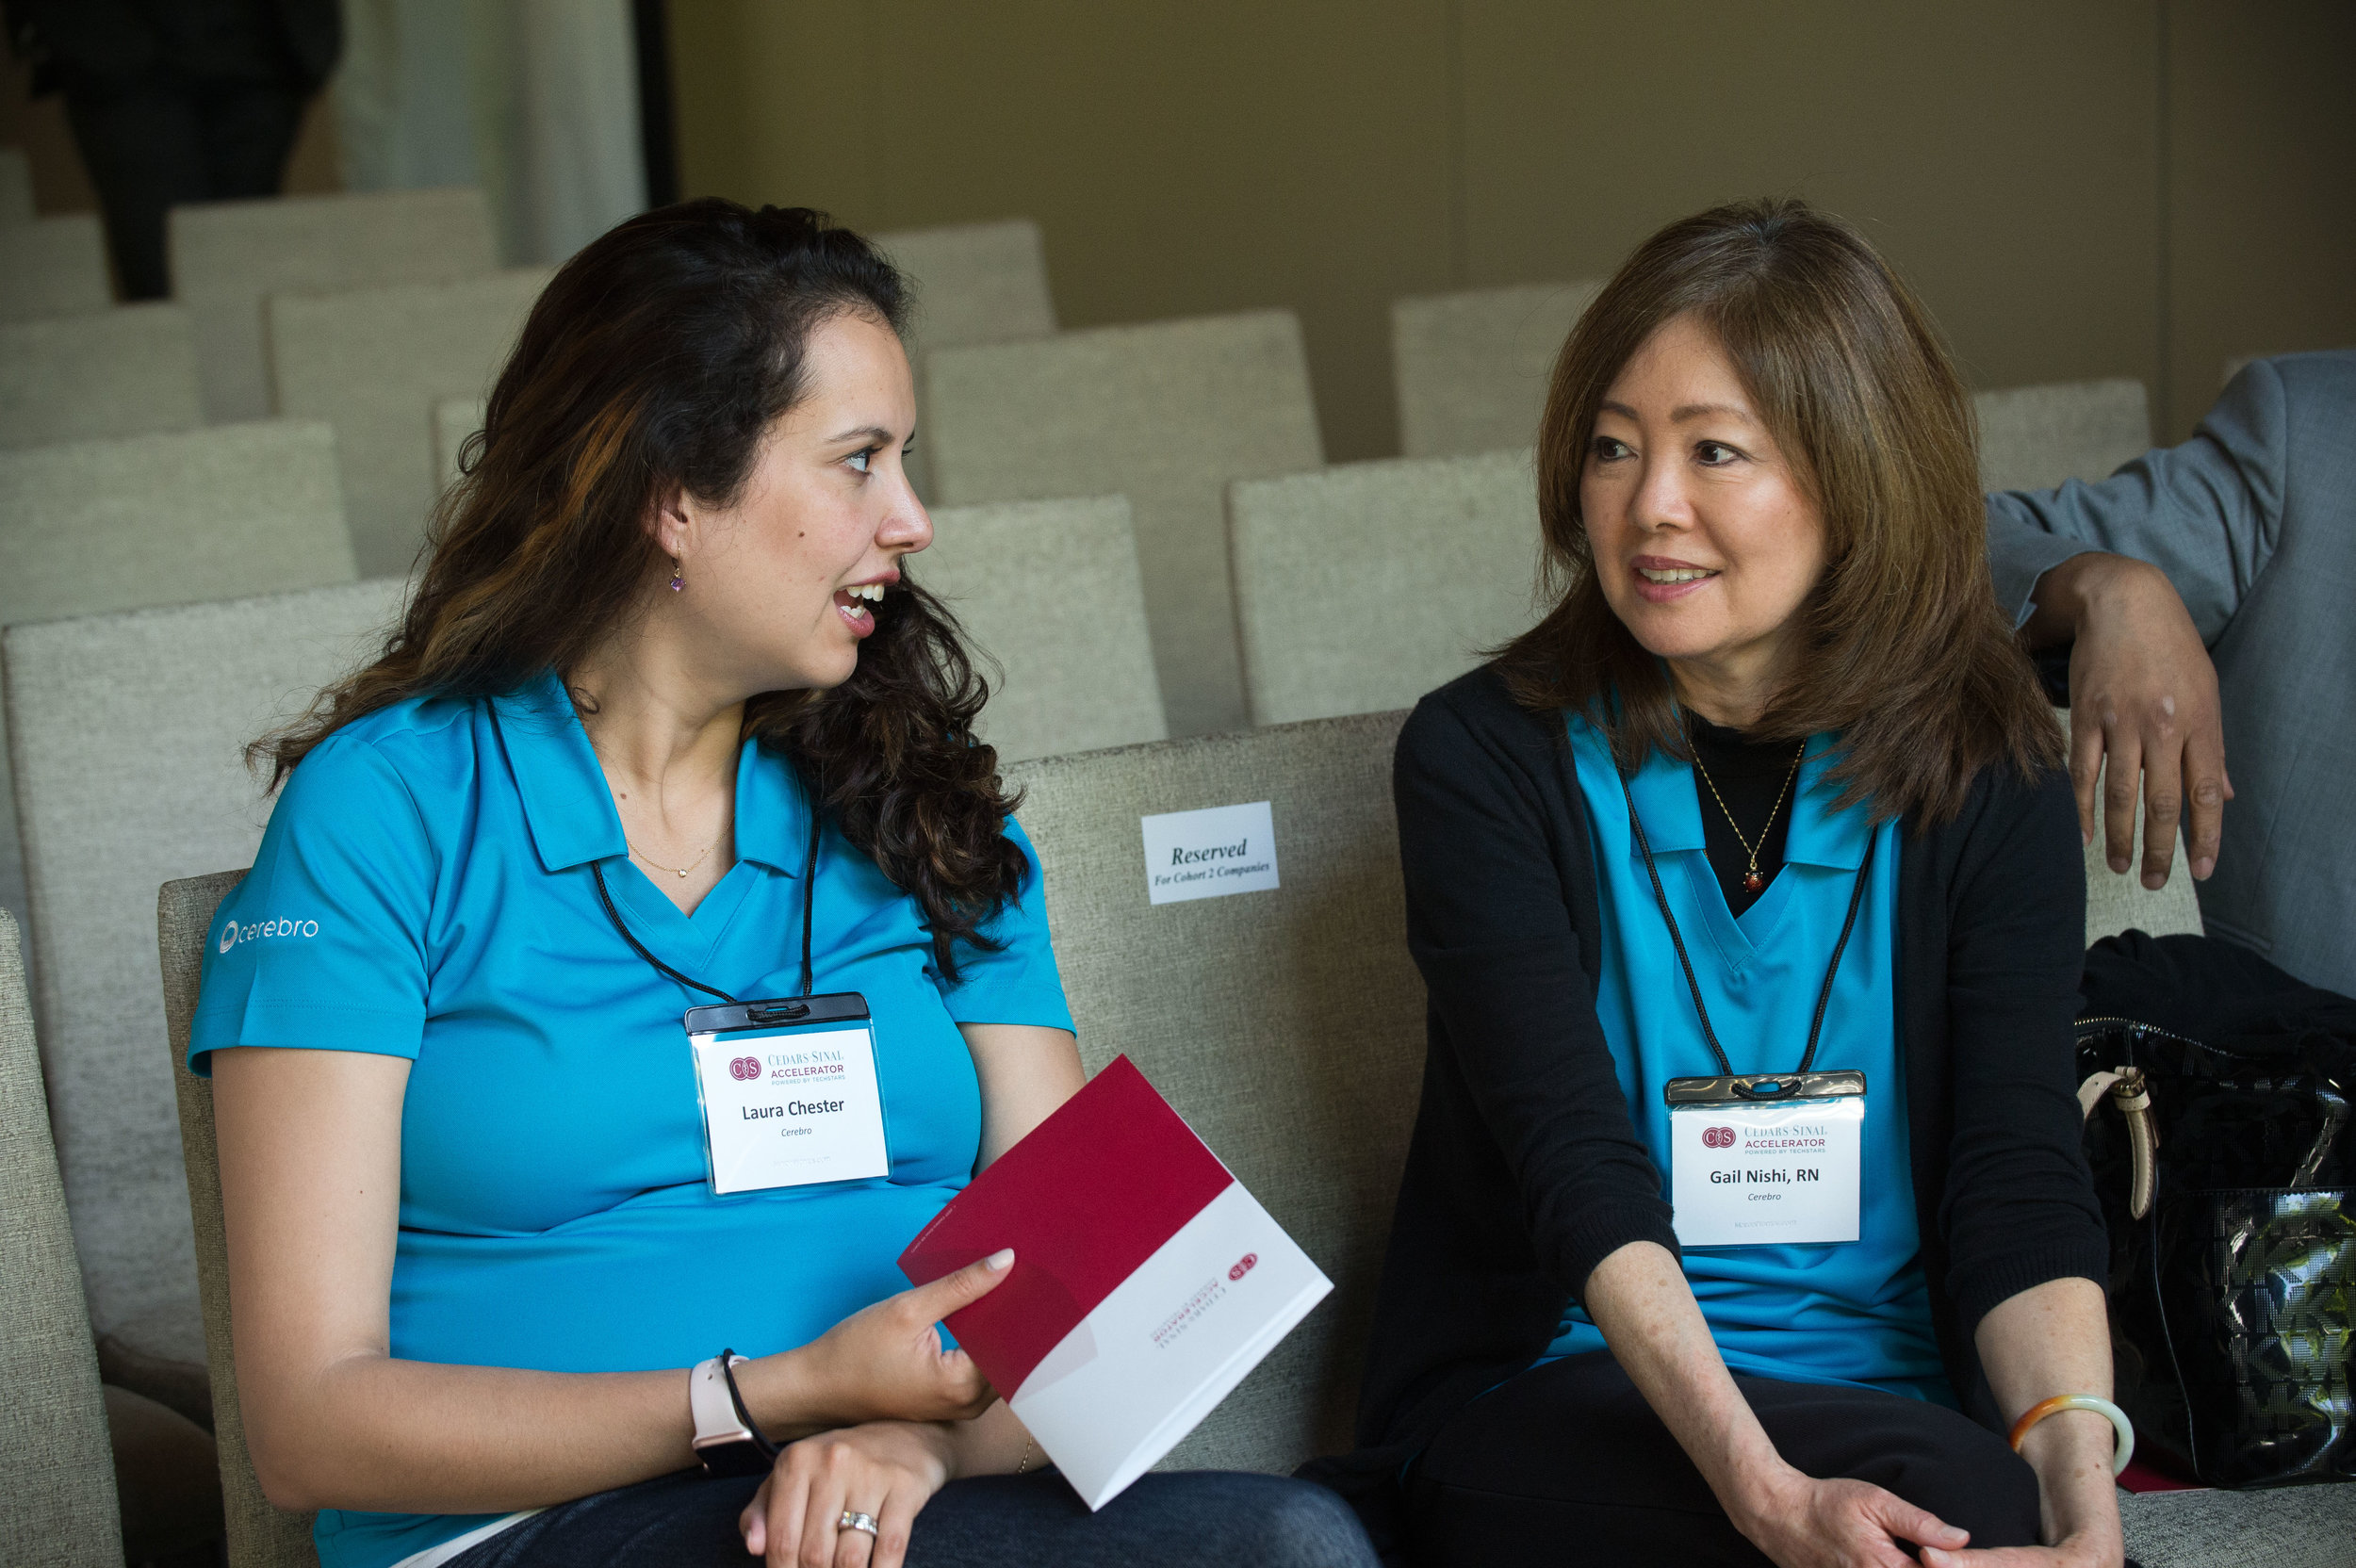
[1664,1070,1868,1107]
[685,994,871,1035]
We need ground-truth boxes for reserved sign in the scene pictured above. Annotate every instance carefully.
[1140,801,1280,906]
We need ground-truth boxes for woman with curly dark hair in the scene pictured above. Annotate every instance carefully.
[191,201,1373,1568]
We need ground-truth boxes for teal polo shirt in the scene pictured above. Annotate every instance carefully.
[190,672,1074,1568]
[1541,713,1950,1403]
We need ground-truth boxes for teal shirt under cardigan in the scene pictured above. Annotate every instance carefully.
[189,672,1075,1568]
[1539,713,1952,1402]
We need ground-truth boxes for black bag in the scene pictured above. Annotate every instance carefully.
[2076,932,2356,1488]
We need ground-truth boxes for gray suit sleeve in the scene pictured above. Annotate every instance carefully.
[1985,509,2093,629]
[1982,362,2288,645]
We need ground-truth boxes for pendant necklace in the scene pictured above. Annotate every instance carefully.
[629,835,718,880]
[1690,731,1808,893]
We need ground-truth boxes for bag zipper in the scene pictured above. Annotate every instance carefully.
[2078,1015,2348,1195]
[2074,1015,2207,1049]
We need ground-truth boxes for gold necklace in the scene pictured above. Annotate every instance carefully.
[628,835,717,880]
[1689,733,1808,892]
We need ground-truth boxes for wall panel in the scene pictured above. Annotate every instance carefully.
[2163,1,2356,438]
[669,0,1453,462]
[667,0,876,229]
[670,1,2351,460]
[1457,0,2162,403]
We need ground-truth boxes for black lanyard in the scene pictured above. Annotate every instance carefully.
[589,798,823,1004]
[1613,764,1875,1081]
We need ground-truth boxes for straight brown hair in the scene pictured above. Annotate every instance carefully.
[1496,197,2060,825]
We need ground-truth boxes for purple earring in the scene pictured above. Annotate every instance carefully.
[669,561,683,592]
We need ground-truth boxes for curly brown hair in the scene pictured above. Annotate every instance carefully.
[254,199,1025,976]
[1497,197,2061,825]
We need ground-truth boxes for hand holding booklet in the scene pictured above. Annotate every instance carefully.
[897,1055,1332,1508]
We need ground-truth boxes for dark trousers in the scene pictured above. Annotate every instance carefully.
[451,1466,1379,1568]
[62,74,308,299]
[1405,1352,2041,1568]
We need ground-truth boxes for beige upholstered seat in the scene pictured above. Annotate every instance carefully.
[2082,828,2203,947]
[169,187,499,423]
[0,906,125,1568]
[918,496,1165,762]
[877,218,1057,352]
[162,869,319,1568]
[6,580,403,1382]
[0,214,112,323]
[1391,279,1603,459]
[0,421,355,625]
[2056,710,2206,946]
[0,420,358,954]
[1003,711,1422,1470]
[925,311,1323,738]
[1231,449,1546,726]
[269,269,553,577]
[0,147,34,225]
[0,304,204,451]
[877,218,1060,498]
[1974,379,2152,493]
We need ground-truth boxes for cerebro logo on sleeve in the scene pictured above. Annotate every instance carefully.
[218,915,320,954]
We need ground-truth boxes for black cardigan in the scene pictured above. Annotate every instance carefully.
[1316,666,2107,1537]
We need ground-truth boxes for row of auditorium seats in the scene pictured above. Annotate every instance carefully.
[0,440,1172,946]
[0,174,2160,683]
[0,190,2225,1380]
[0,183,2178,928]
[447,318,2159,738]
[0,399,2163,1018]
[1384,274,2159,494]
[5,170,2336,1565]
[0,198,1070,950]
[11,704,2344,1568]
[3,569,2211,1479]
[0,188,1054,571]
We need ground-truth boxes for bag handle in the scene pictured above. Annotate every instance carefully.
[2078,1067,2159,1220]
[2288,1088,2348,1190]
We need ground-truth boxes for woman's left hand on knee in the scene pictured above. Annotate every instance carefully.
[738,1420,955,1568]
[1922,1527,2125,1568]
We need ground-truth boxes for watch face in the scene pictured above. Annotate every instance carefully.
[695,1438,774,1479]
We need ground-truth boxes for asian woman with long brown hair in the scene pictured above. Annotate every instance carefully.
[1334,200,2124,1568]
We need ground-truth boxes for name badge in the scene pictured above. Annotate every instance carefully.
[685,994,890,1195]
[1666,1070,1865,1249]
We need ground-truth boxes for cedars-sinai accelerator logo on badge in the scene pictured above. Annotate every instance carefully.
[728,1056,763,1082]
[218,914,320,954]
[1702,1126,1738,1150]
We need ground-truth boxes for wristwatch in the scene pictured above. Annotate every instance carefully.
[689,1350,777,1478]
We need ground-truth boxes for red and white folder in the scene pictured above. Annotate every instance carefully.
[897,1055,1332,1508]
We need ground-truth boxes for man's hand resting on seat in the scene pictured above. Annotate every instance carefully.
[2021,552,2232,890]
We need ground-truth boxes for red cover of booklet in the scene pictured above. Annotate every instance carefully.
[898,1056,1330,1508]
